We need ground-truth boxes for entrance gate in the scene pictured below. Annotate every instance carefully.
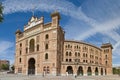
[77,66,83,76]
[66,66,73,75]
[28,58,35,75]
[87,67,92,76]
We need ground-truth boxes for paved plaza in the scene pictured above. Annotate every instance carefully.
[0,73,120,80]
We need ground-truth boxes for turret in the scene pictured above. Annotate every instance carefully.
[15,29,22,41]
[51,11,61,27]
[101,43,113,75]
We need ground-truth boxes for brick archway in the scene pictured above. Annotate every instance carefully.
[28,58,35,75]
[66,66,73,74]
[77,66,83,76]
[95,67,99,75]
[29,39,35,52]
[87,67,92,76]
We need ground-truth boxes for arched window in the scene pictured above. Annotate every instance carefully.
[47,66,49,74]
[37,44,39,51]
[68,44,70,48]
[45,53,48,60]
[83,60,85,62]
[20,50,22,55]
[26,47,28,53]
[66,45,67,48]
[105,55,107,59]
[43,66,46,73]
[29,39,35,52]
[83,53,85,57]
[43,66,49,74]
[66,59,68,62]
[77,45,78,49]
[75,52,77,56]
[105,61,107,65]
[19,58,21,63]
[43,66,46,71]
[69,59,72,62]
[45,34,49,39]
[66,52,68,56]
[45,44,48,50]
[20,43,22,47]
[69,52,72,56]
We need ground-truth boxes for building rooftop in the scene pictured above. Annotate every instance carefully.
[65,40,102,50]
[101,43,113,49]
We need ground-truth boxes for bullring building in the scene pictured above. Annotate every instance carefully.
[15,12,113,76]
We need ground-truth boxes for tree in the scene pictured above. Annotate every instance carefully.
[113,68,120,75]
[0,2,3,22]
[113,68,118,74]
[1,64,9,70]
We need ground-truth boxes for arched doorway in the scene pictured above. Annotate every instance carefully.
[77,66,83,76]
[95,67,98,75]
[66,66,73,75]
[87,67,92,76]
[101,68,103,75]
[28,58,35,75]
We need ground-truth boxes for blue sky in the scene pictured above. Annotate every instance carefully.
[0,0,120,66]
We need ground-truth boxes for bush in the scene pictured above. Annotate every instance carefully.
[113,68,120,75]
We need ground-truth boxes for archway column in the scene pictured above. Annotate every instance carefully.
[103,68,105,75]
[83,66,87,76]
[35,64,37,75]
[26,63,28,75]
[92,67,95,76]
[61,65,66,76]
[98,67,101,75]
[73,65,77,76]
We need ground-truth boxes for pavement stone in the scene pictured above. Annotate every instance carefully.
[0,73,120,80]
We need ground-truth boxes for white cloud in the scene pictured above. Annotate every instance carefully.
[2,0,77,15]
[2,0,120,64]
[75,17,120,40]
[2,0,120,40]
[113,63,120,67]
[2,0,97,26]
[0,41,13,52]
[0,40,14,64]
